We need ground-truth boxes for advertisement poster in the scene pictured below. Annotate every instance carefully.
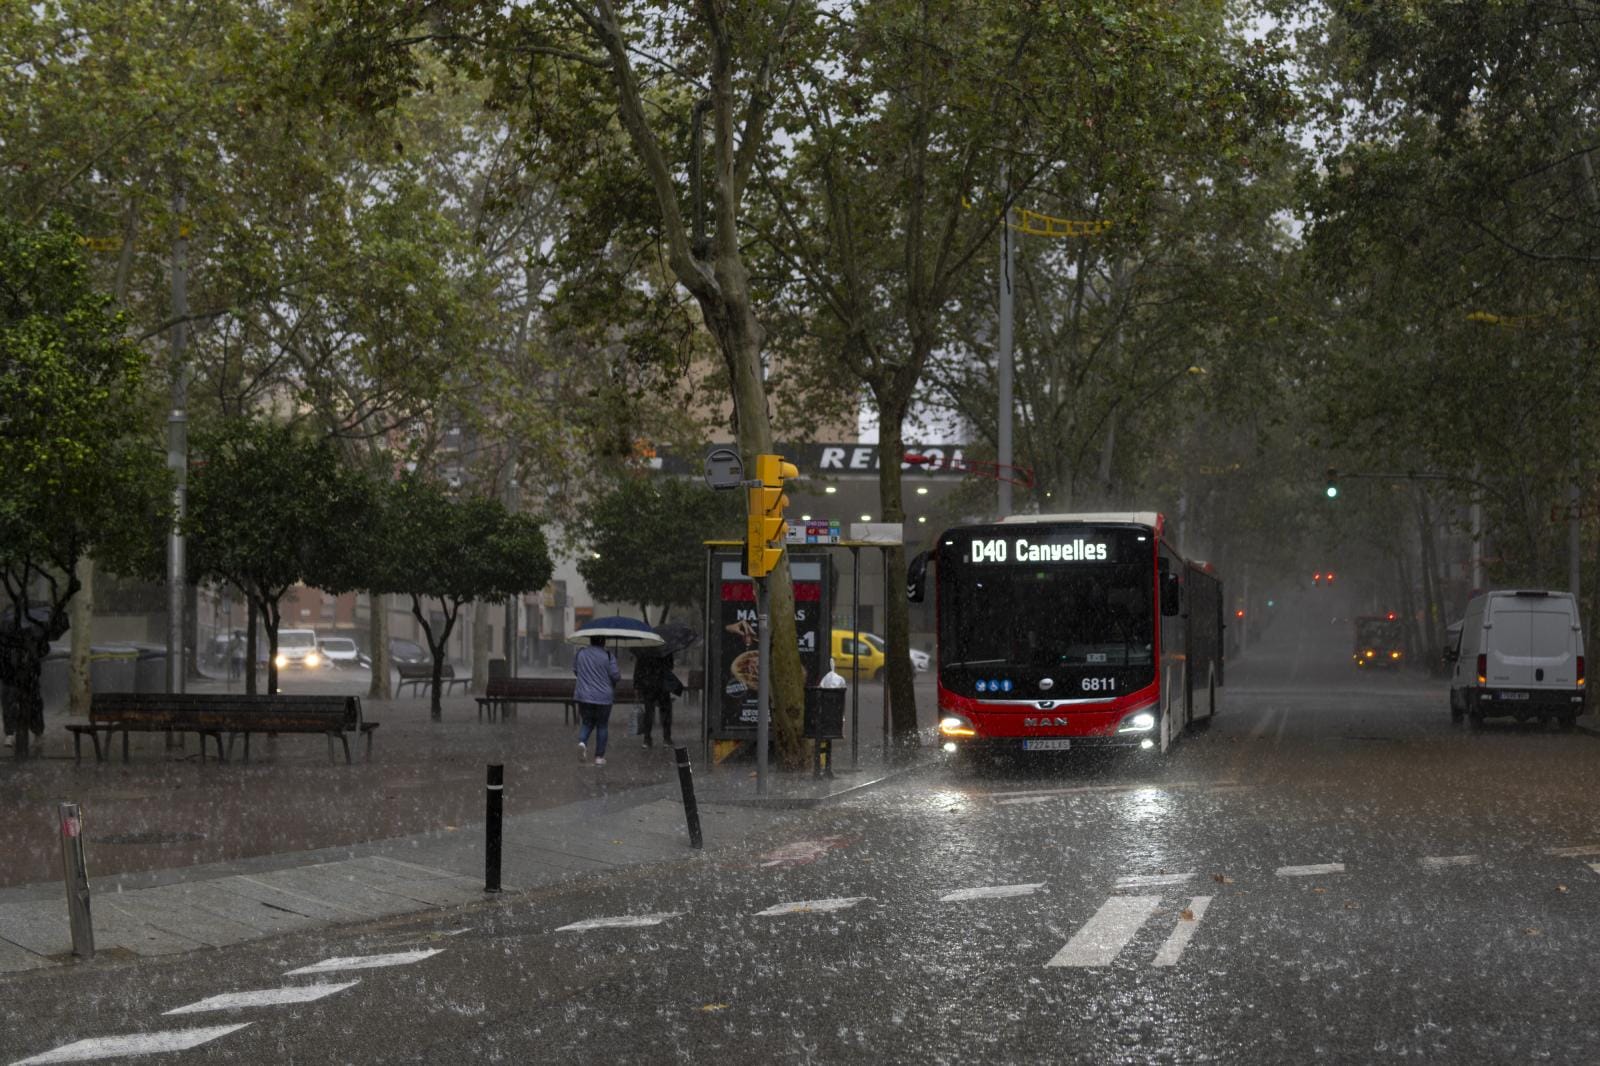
[713,554,827,737]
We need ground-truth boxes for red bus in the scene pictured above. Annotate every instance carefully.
[910,512,1223,757]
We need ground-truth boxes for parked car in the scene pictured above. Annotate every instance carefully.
[318,636,361,668]
[1447,589,1586,728]
[274,628,322,670]
[829,629,930,681]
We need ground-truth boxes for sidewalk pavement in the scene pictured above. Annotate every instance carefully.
[0,672,931,975]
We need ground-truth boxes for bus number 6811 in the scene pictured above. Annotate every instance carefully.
[1081,677,1116,692]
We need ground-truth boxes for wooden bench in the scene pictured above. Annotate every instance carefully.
[67,693,378,765]
[395,659,469,698]
[477,676,579,723]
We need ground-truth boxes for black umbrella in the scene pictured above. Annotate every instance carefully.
[636,623,698,658]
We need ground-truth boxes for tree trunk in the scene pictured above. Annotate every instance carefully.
[411,595,454,721]
[470,600,490,694]
[8,631,47,760]
[368,592,391,700]
[68,555,93,716]
[264,597,281,696]
[876,409,920,751]
[245,598,259,695]
[704,294,806,767]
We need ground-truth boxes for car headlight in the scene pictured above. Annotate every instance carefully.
[1117,710,1157,734]
[305,652,320,667]
[274,654,287,668]
[939,715,975,737]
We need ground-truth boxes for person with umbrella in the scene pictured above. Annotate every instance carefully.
[568,617,663,766]
[632,623,695,749]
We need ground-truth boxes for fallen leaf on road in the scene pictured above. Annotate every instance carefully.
[1312,887,1327,894]
[1180,908,1195,921]
[1211,874,1233,884]
[1525,928,1542,936]
[699,1003,729,1013]
[1343,901,1359,910]
[1557,884,1569,893]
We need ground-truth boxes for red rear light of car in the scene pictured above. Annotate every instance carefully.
[1476,653,1487,686]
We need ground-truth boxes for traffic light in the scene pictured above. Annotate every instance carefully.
[744,453,798,578]
[1325,467,1339,499]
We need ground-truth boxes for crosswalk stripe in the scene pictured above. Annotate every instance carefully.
[1045,895,1160,968]
[164,982,359,1015]
[1114,872,1195,889]
[1152,896,1212,967]
[12,1025,251,1065]
[553,913,682,933]
[284,949,442,975]
[1545,844,1600,857]
[940,883,1045,902]
[1419,855,1479,870]
[1275,863,1344,877]
[755,897,870,916]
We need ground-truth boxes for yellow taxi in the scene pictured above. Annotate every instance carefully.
[831,629,888,681]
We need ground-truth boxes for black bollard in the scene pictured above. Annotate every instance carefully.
[673,746,703,850]
[485,764,503,893]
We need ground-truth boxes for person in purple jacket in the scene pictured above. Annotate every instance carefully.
[573,635,621,766]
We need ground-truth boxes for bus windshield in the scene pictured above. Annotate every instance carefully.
[941,564,1155,670]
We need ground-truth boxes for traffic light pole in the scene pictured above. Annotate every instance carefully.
[755,578,771,797]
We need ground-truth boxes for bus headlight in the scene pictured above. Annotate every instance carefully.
[1117,710,1157,734]
[939,715,975,738]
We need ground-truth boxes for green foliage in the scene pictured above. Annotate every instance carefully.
[186,417,375,690]
[0,213,167,744]
[364,475,552,714]
[575,476,743,622]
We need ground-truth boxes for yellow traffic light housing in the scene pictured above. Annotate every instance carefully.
[744,453,798,577]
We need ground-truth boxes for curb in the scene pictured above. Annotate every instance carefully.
[706,754,934,810]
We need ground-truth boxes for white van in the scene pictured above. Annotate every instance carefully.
[274,628,322,670]
[1448,590,1586,728]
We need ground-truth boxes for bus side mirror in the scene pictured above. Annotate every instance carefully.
[907,550,930,603]
[1160,573,1182,617]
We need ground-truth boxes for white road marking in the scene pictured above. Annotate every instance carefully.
[1545,844,1600,857]
[1419,855,1480,870]
[1045,895,1160,968]
[1586,862,1600,877]
[12,1025,251,1065]
[940,883,1045,903]
[553,912,683,933]
[996,796,1055,806]
[1276,863,1345,877]
[986,781,1221,802]
[1114,872,1195,889]
[758,837,847,867]
[755,897,871,916]
[164,981,359,1015]
[1152,896,1213,967]
[284,948,443,975]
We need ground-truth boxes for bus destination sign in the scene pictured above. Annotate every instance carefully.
[969,536,1110,564]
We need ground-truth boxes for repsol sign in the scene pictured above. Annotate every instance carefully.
[969,537,1109,564]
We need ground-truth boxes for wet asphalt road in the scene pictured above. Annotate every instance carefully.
[7,612,1600,1064]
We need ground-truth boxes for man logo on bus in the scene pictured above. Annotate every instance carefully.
[971,537,1108,563]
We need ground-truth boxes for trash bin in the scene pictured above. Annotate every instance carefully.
[132,645,167,693]
[88,644,137,693]
[803,687,846,739]
[804,687,846,780]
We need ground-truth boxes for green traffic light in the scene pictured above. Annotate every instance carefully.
[1325,483,1339,499]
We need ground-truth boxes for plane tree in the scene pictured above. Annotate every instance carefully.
[364,476,553,719]
[186,417,376,695]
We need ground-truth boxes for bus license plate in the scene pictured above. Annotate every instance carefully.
[1500,692,1529,700]
[1023,738,1072,751]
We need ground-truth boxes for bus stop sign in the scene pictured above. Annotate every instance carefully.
[704,447,744,490]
